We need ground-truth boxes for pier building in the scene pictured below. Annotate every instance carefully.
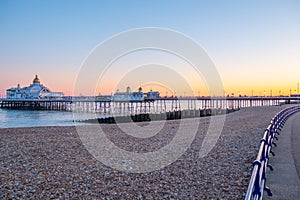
[113,87,144,101]
[6,75,64,99]
[146,90,160,99]
[112,87,160,101]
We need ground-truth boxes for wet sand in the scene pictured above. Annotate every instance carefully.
[0,106,286,199]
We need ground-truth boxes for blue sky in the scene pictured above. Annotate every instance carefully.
[0,0,299,96]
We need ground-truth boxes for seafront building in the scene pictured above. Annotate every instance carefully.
[6,75,64,99]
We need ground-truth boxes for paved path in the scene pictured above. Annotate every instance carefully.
[265,112,300,199]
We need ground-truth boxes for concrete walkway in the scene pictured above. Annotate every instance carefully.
[264,112,300,199]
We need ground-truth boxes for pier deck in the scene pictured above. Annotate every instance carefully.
[1,96,296,113]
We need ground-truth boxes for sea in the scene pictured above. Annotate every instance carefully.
[0,108,161,128]
[0,101,196,128]
[0,109,75,128]
[0,109,109,128]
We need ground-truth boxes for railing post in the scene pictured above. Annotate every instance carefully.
[252,160,262,197]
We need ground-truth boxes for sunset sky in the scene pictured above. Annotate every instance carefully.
[0,0,299,97]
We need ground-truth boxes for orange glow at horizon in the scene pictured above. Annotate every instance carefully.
[1,73,299,98]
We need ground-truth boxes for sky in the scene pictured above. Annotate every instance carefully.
[0,0,299,97]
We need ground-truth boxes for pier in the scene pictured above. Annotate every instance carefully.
[0,96,298,114]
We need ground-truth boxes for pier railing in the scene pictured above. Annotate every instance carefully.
[245,106,300,200]
[1,96,295,112]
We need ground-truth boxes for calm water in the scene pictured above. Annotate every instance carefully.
[0,109,126,128]
[0,109,76,128]
[0,101,195,128]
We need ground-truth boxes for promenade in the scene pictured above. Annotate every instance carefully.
[265,112,300,199]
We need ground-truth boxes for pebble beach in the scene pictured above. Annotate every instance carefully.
[0,106,287,199]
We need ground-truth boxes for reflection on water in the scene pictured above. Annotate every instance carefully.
[0,109,131,128]
[0,109,77,128]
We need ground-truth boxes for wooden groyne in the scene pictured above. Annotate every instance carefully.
[78,108,238,124]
